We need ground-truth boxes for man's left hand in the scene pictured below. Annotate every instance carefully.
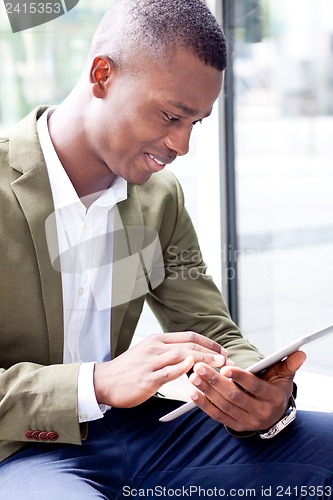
[188,350,306,432]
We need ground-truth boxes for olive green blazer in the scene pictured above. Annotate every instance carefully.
[0,107,261,462]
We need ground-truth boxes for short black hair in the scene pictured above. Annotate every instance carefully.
[89,0,227,72]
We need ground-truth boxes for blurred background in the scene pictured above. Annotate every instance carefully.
[0,0,332,410]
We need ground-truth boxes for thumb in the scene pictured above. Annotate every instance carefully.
[283,350,307,374]
[264,350,306,382]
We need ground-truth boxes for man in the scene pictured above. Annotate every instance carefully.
[0,0,332,498]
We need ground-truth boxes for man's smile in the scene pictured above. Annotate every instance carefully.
[148,153,165,166]
[144,152,176,173]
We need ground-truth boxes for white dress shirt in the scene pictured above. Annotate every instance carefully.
[37,108,127,422]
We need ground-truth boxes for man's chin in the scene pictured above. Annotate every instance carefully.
[128,171,154,185]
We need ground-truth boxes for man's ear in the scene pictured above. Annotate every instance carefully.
[90,55,115,98]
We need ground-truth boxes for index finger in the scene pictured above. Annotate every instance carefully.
[219,366,271,398]
[162,331,228,356]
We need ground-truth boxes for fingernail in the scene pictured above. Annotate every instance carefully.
[196,365,206,376]
[214,354,225,365]
[190,392,199,401]
[192,375,201,386]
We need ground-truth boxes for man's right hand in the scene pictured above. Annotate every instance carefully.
[93,332,228,408]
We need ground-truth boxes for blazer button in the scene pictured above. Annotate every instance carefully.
[38,431,49,441]
[46,431,59,441]
[24,429,34,439]
[32,430,41,440]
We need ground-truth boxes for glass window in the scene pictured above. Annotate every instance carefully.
[233,0,333,408]
[0,0,111,129]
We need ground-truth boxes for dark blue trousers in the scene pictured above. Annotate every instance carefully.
[1,398,333,499]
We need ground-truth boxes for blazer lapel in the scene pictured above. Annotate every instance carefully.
[9,107,64,364]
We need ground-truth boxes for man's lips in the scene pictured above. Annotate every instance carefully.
[144,152,176,172]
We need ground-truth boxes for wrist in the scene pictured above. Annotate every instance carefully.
[258,395,297,439]
[93,362,110,406]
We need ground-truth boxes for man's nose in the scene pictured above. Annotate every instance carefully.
[165,125,191,157]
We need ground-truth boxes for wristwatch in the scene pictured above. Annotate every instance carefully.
[258,395,297,439]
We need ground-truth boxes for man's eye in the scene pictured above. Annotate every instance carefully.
[192,119,203,126]
[165,113,179,122]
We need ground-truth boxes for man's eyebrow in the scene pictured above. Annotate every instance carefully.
[165,100,212,118]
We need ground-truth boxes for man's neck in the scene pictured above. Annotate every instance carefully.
[47,102,117,200]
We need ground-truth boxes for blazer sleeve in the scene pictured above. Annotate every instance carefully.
[145,172,263,369]
[0,362,84,446]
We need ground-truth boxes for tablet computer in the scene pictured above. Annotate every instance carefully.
[159,323,333,422]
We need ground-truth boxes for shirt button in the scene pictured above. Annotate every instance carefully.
[78,287,84,296]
